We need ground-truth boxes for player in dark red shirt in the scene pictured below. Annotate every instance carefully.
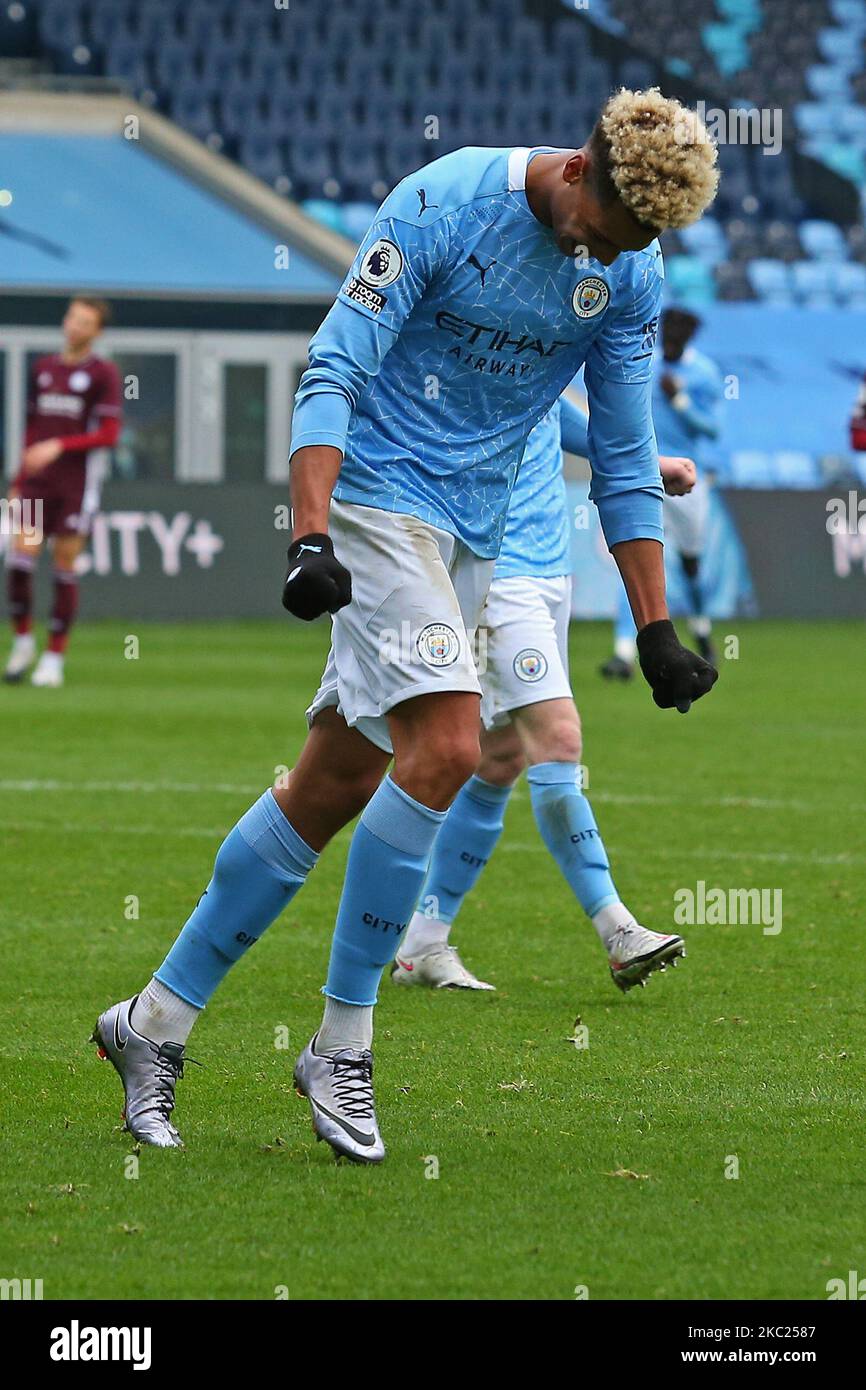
[4,296,122,686]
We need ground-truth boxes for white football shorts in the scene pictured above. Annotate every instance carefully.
[662,474,710,557]
[306,499,494,753]
[479,573,573,730]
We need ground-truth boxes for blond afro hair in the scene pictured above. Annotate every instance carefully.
[590,87,719,231]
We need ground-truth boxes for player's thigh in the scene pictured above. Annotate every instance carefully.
[273,706,391,852]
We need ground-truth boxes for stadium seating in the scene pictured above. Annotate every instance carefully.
[10,0,865,484]
[14,0,866,312]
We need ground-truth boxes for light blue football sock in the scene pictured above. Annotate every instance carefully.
[323,775,447,1006]
[526,762,619,918]
[156,790,318,1008]
[417,775,513,925]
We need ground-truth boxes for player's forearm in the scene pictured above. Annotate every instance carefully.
[611,538,669,630]
[56,419,121,452]
[290,446,343,538]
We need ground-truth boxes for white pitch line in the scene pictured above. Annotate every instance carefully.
[0,778,861,816]
[499,841,862,867]
[0,819,860,867]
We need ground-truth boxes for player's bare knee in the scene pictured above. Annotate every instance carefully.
[397,730,480,805]
[479,744,524,786]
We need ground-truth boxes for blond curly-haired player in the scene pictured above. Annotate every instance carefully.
[93,91,720,1164]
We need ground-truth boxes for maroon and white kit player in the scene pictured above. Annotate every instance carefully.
[4,297,122,687]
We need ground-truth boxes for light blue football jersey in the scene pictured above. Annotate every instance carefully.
[495,393,589,579]
[653,345,723,465]
[291,146,665,559]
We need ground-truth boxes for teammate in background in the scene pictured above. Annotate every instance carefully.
[396,394,696,993]
[3,297,121,687]
[601,307,723,680]
[94,90,719,1164]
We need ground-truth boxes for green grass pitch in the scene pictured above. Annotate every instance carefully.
[1,618,863,1300]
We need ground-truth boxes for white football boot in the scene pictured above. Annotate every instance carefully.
[3,632,36,683]
[31,650,64,687]
[91,997,197,1147]
[608,923,685,992]
[391,942,495,991]
[294,1035,385,1163]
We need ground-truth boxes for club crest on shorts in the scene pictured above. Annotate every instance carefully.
[513,648,548,683]
[416,622,460,668]
[359,238,403,289]
[572,276,610,320]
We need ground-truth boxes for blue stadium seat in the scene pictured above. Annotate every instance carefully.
[771,453,822,488]
[170,91,220,145]
[678,217,729,266]
[198,43,244,92]
[239,133,289,189]
[794,102,842,139]
[341,201,379,241]
[247,49,289,89]
[813,140,866,182]
[816,27,862,69]
[300,199,348,235]
[799,218,849,261]
[335,132,387,202]
[103,39,153,95]
[177,5,225,48]
[220,87,264,140]
[805,64,851,101]
[88,2,135,50]
[285,142,339,198]
[381,132,428,187]
[154,45,198,91]
[747,259,793,304]
[790,259,838,306]
[727,451,778,487]
[664,256,717,304]
[829,0,866,30]
[619,57,655,89]
[37,3,86,53]
[837,103,866,143]
[136,6,179,48]
[836,261,866,300]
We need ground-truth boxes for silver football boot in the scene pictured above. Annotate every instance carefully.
[608,923,686,992]
[294,1035,385,1163]
[91,996,196,1148]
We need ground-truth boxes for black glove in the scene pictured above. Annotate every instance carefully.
[636,618,718,713]
[282,533,352,621]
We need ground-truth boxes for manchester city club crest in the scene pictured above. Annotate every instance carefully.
[416,622,460,668]
[572,276,610,320]
[359,237,404,289]
[513,648,548,683]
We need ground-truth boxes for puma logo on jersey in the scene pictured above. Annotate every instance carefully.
[468,253,496,288]
[417,188,439,216]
